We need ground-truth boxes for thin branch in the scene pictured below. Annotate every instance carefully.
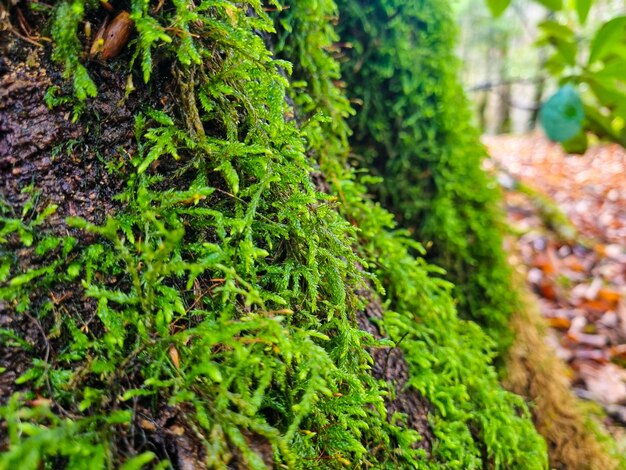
[468,77,544,92]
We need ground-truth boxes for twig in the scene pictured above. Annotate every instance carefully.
[383,331,410,377]
[21,311,77,418]
[468,77,543,92]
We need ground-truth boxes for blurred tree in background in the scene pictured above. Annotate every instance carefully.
[461,0,626,152]
[454,0,546,133]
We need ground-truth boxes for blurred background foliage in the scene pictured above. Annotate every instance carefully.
[454,0,626,152]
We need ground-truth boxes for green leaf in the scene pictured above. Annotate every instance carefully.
[594,59,626,79]
[73,64,97,101]
[534,0,563,10]
[485,0,511,16]
[15,365,44,384]
[216,160,240,195]
[119,452,156,470]
[10,266,52,286]
[19,228,33,247]
[589,16,626,64]
[79,387,103,411]
[586,75,626,109]
[539,20,574,41]
[121,388,155,401]
[105,410,133,424]
[540,21,577,66]
[32,204,58,226]
[35,236,61,256]
[575,0,593,24]
[584,104,626,145]
[561,130,588,154]
[145,109,175,126]
[67,263,81,278]
[551,37,578,66]
[84,285,140,305]
[0,259,10,282]
[540,85,585,142]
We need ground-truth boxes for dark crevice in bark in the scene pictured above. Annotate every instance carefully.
[356,289,434,454]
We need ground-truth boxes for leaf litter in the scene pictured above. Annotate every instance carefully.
[485,133,626,433]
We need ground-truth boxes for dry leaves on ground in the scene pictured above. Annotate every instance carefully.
[484,133,626,423]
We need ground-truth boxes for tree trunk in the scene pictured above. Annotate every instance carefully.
[495,41,512,134]
[1,28,144,403]
[0,5,434,467]
[529,51,546,131]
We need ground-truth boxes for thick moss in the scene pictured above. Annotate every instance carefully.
[334,1,621,467]
[336,0,517,350]
[274,2,546,468]
[0,1,546,468]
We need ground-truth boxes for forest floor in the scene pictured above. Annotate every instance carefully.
[484,133,626,443]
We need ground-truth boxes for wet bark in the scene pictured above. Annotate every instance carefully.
[0,13,176,460]
[0,10,150,391]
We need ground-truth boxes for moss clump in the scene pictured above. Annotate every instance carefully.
[1,1,547,468]
[3,3,397,467]
[335,0,517,350]
[274,2,546,467]
[334,1,622,466]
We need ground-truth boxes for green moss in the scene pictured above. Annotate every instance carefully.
[51,0,97,101]
[335,0,518,351]
[274,2,546,468]
[1,1,547,468]
[3,3,392,468]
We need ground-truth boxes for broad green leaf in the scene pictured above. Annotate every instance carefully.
[584,73,626,120]
[589,16,626,64]
[584,104,626,145]
[539,20,574,40]
[539,21,577,66]
[587,79,620,106]
[552,37,578,66]
[485,0,511,16]
[595,59,626,79]
[561,131,588,154]
[534,0,563,10]
[540,85,585,142]
[575,0,593,24]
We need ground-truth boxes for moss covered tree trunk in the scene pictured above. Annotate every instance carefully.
[0,13,220,467]
[334,0,621,467]
[0,14,135,401]
[1,6,439,468]
[0,1,550,469]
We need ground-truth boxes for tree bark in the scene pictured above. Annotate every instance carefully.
[357,290,433,453]
[0,9,434,465]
